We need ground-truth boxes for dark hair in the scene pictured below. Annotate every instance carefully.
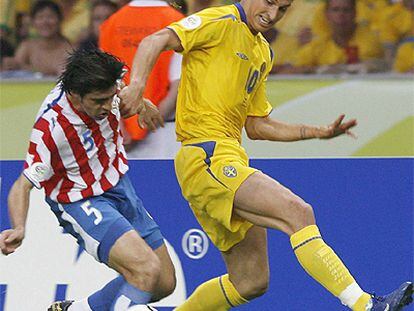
[58,49,125,98]
[31,0,63,20]
[92,0,118,11]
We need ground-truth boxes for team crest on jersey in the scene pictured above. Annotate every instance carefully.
[181,15,202,30]
[223,165,237,178]
[29,162,51,183]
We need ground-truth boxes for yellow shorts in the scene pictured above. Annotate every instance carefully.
[174,138,258,251]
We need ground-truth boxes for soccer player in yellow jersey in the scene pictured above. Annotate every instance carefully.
[294,0,385,74]
[119,0,414,310]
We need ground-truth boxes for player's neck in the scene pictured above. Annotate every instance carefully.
[66,93,84,114]
[238,1,259,36]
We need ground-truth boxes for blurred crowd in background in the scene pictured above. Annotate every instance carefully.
[0,0,413,77]
[0,0,412,154]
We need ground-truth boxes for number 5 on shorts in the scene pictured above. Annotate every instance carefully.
[80,200,103,225]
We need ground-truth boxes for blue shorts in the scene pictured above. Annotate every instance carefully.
[46,175,164,264]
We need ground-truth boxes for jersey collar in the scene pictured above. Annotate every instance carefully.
[234,2,248,24]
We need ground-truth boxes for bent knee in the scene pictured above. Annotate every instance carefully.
[164,273,177,296]
[286,198,315,234]
[232,272,269,301]
[153,274,177,301]
[123,251,161,291]
[240,277,269,300]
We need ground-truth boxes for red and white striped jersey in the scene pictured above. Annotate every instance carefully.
[23,84,129,203]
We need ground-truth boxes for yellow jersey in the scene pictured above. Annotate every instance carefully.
[393,40,414,73]
[294,26,383,67]
[60,0,90,43]
[378,2,413,45]
[272,0,325,66]
[357,0,389,32]
[311,0,390,40]
[168,4,273,143]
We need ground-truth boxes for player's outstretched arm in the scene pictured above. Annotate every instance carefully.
[119,28,183,118]
[0,174,33,255]
[245,114,357,142]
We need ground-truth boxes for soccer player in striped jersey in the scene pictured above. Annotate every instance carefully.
[120,0,413,310]
[0,49,173,310]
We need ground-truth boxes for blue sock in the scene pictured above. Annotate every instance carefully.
[88,276,125,310]
[111,283,152,310]
[87,275,153,310]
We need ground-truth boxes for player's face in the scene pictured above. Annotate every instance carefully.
[244,0,293,34]
[79,86,118,120]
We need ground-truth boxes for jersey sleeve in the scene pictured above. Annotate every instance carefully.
[23,119,55,189]
[247,74,273,117]
[167,10,228,53]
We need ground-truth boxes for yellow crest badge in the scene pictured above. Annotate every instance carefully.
[223,165,237,178]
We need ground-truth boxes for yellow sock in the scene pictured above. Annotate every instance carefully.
[174,274,248,311]
[353,294,372,311]
[290,225,371,310]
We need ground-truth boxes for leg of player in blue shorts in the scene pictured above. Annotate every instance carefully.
[47,175,176,310]
[0,49,172,311]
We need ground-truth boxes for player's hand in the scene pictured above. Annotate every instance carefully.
[0,227,25,255]
[118,85,142,118]
[317,114,357,139]
[138,98,165,132]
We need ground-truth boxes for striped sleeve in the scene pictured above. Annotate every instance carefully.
[23,118,55,189]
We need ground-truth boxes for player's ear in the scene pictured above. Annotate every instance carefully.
[70,92,83,105]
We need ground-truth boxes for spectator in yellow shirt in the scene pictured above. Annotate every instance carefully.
[0,0,30,32]
[393,39,414,73]
[378,0,413,67]
[293,0,385,74]
[311,0,389,40]
[59,0,90,44]
[357,0,390,32]
[270,0,324,73]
